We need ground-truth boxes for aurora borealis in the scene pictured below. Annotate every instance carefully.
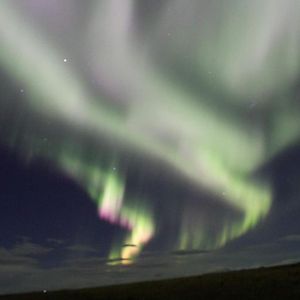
[1,0,300,294]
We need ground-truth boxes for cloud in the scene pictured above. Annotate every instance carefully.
[63,256,107,268]
[122,244,138,248]
[280,235,300,242]
[0,240,53,273]
[0,249,36,265]
[1,238,300,296]
[11,242,53,256]
[106,257,133,266]
[0,247,37,272]
[171,249,210,257]
[46,238,65,245]
[276,258,300,266]
[66,244,97,253]
[0,247,40,287]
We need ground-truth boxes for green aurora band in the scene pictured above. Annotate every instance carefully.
[0,0,300,263]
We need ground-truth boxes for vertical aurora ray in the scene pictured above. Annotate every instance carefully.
[108,202,155,265]
[0,0,300,264]
[58,154,155,263]
[98,170,125,224]
[96,170,155,263]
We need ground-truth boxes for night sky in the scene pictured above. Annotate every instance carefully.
[1,0,300,295]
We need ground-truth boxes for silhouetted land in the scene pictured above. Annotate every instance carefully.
[2,262,300,300]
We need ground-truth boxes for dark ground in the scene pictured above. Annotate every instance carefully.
[2,263,300,300]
